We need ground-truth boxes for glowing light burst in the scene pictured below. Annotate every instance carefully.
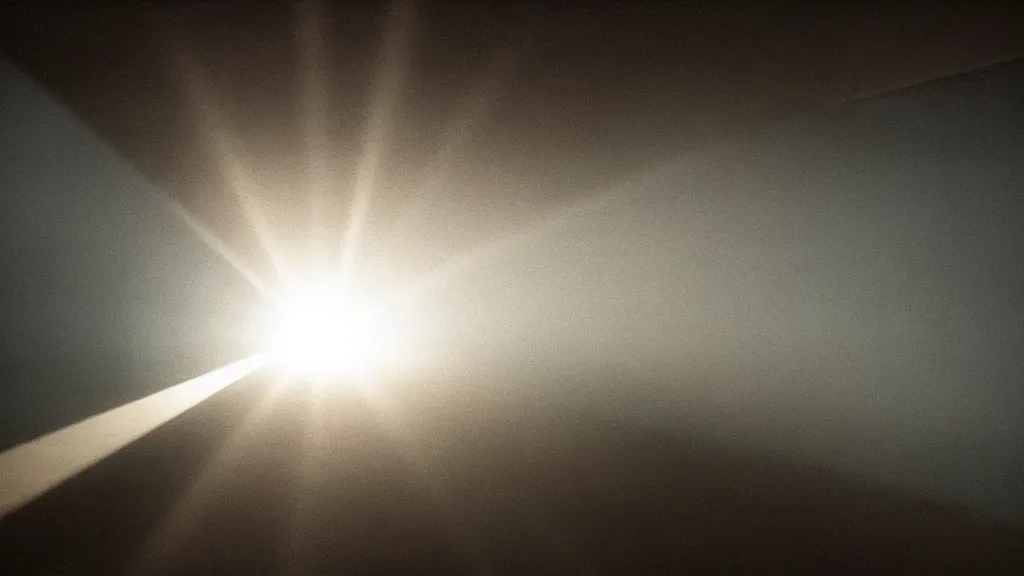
[260,276,417,385]
[161,0,426,387]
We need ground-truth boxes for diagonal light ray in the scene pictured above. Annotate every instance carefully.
[391,19,538,238]
[284,380,328,575]
[296,0,331,270]
[166,45,295,286]
[0,355,266,518]
[385,188,621,310]
[338,0,416,282]
[350,386,496,574]
[385,149,694,312]
[129,374,292,575]
[361,386,580,570]
[155,197,278,301]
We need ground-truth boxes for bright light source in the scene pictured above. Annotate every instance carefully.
[261,277,414,384]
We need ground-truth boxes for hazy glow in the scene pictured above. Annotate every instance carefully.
[262,277,415,384]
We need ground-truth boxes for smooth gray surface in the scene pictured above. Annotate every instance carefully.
[1,60,260,448]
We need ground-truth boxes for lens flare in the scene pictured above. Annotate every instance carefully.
[261,277,414,384]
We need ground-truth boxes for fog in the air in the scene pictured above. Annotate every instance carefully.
[414,67,1024,523]
[2,55,1022,525]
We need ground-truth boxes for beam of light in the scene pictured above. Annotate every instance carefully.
[387,151,692,314]
[0,355,266,518]
[390,19,537,238]
[102,29,280,302]
[284,377,328,576]
[297,383,497,574]
[387,188,621,309]
[166,44,295,286]
[155,198,277,302]
[338,0,415,283]
[296,0,331,268]
[833,52,1024,109]
[361,387,496,574]
[129,374,291,576]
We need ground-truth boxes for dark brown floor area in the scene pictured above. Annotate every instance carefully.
[2,374,1022,574]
